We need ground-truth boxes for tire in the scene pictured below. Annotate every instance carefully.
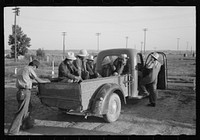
[103,93,121,123]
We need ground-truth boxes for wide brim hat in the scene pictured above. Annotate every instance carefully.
[102,56,111,66]
[65,52,76,60]
[151,52,159,60]
[87,55,94,61]
[77,49,89,57]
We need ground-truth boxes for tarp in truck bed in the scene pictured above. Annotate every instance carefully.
[38,82,82,110]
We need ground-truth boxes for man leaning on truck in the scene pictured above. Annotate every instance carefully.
[7,60,50,135]
[58,52,82,83]
[139,52,161,107]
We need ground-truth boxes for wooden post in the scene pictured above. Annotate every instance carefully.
[14,68,17,75]
[52,60,55,77]
[46,55,49,62]
[30,56,32,62]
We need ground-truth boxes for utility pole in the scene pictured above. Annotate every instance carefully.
[143,28,148,57]
[125,36,128,48]
[186,41,189,54]
[12,7,20,62]
[177,38,180,55]
[62,32,66,60]
[141,42,143,53]
[96,33,101,52]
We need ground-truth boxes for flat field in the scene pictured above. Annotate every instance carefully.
[4,50,196,135]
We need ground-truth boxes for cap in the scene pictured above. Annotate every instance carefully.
[32,59,40,68]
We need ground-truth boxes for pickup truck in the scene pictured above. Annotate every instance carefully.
[38,48,167,122]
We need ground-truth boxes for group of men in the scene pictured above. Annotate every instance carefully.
[7,49,161,135]
[58,49,100,83]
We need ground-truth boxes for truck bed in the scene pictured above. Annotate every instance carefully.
[38,76,128,111]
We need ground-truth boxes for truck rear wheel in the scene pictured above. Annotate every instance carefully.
[103,93,121,123]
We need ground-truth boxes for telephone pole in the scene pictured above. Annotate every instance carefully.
[12,7,20,62]
[143,28,148,57]
[141,41,143,53]
[177,38,180,54]
[62,32,66,59]
[96,33,101,52]
[125,36,128,48]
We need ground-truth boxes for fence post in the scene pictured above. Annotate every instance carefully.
[30,56,32,62]
[52,59,55,78]
[46,55,49,62]
[14,68,18,75]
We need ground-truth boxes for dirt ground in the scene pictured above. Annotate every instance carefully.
[4,54,196,135]
[4,79,196,135]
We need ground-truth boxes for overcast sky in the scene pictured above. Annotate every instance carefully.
[4,6,196,51]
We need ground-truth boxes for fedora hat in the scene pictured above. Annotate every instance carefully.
[102,56,111,66]
[119,54,129,59]
[65,52,76,60]
[151,52,159,60]
[77,49,89,57]
[87,55,94,61]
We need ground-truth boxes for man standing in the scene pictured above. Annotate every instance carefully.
[7,60,50,135]
[139,52,161,107]
[73,49,90,80]
[58,52,82,83]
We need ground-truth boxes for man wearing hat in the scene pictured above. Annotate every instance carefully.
[73,49,90,80]
[86,55,100,79]
[58,52,82,83]
[7,60,50,135]
[139,52,161,107]
[101,56,115,77]
[113,54,130,76]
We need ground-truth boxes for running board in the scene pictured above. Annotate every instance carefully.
[128,95,148,99]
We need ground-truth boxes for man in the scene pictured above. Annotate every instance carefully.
[73,49,90,80]
[113,54,130,76]
[139,52,161,107]
[101,56,115,77]
[86,55,100,79]
[58,52,82,83]
[7,60,50,135]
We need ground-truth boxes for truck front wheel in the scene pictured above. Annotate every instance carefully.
[103,93,121,123]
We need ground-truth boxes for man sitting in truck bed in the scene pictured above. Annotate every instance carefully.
[101,56,115,77]
[113,54,131,76]
[58,52,82,83]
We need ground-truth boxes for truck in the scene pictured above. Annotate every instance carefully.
[37,48,168,122]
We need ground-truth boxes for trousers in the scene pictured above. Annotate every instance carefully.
[7,89,32,135]
[140,80,158,104]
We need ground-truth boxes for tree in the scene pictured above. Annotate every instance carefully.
[36,48,46,60]
[8,25,31,58]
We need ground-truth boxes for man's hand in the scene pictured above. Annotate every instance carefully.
[74,76,82,82]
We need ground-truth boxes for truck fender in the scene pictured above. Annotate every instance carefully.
[90,83,126,115]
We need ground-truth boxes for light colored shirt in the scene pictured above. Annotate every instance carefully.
[16,66,37,89]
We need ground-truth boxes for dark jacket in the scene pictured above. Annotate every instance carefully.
[101,63,115,77]
[58,61,78,81]
[113,58,130,75]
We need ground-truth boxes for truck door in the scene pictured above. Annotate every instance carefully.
[145,52,168,89]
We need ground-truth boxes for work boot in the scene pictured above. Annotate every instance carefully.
[147,103,156,107]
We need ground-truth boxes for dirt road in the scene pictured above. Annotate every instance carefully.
[4,80,196,135]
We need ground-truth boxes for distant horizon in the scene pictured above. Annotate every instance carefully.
[4,7,196,51]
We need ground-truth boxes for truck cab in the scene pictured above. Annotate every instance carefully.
[38,48,167,122]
